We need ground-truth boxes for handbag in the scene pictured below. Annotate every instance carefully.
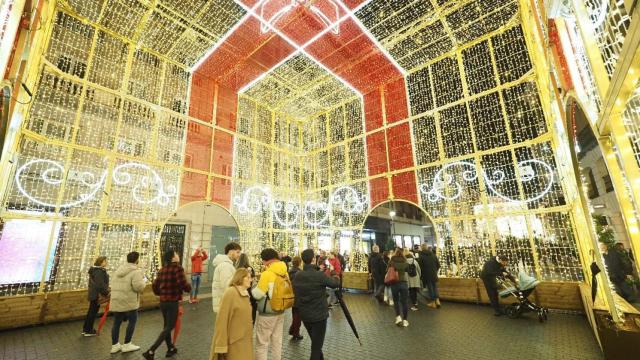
[97,293,110,305]
[384,264,399,285]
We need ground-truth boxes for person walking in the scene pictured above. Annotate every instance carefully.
[109,252,146,354]
[418,244,441,308]
[236,253,258,324]
[288,256,303,341]
[82,256,109,337]
[382,250,393,306]
[404,248,422,311]
[212,242,242,313]
[292,249,340,360]
[388,248,410,326]
[210,268,254,360]
[325,252,342,307]
[368,245,386,303]
[480,255,513,316]
[143,250,191,359]
[189,247,208,303]
[252,248,290,360]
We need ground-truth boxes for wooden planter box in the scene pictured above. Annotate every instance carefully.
[342,272,370,290]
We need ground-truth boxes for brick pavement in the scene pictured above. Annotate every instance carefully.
[0,293,603,360]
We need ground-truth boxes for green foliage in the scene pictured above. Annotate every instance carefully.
[593,214,615,248]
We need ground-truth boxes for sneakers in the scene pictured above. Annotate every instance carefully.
[83,329,97,337]
[402,320,409,327]
[410,305,419,311]
[427,301,437,309]
[383,295,388,302]
[121,343,140,353]
[110,344,121,354]
[291,335,304,341]
[166,347,178,357]
[142,350,154,360]
[395,316,402,325]
[436,298,441,308]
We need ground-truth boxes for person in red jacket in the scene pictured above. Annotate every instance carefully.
[143,250,191,360]
[324,251,342,307]
[189,247,208,303]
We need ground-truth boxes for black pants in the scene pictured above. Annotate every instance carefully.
[112,310,138,345]
[303,319,327,360]
[409,287,418,305]
[390,282,409,320]
[82,300,100,332]
[149,301,179,352]
[482,279,501,313]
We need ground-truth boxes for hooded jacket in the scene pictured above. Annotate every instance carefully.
[211,254,236,313]
[87,266,109,301]
[109,262,146,312]
[406,256,422,288]
[251,260,288,315]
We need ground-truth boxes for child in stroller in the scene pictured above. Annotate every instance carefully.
[497,271,549,322]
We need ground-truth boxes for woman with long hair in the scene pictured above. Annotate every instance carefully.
[210,268,254,360]
[387,248,410,326]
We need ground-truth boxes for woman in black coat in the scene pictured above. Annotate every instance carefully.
[83,256,110,336]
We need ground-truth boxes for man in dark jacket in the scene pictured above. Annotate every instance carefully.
[480,255,513,316]
[601,242,634,301]
[292,249,340,360]
[368,245,386,302]
[417,244,441,308]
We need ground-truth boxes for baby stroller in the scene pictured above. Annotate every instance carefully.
[498,272,548,322]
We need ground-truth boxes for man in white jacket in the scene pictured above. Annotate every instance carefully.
[211,242,242,312]
[109,252,146,354]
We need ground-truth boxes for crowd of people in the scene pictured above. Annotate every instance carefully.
[81,241,586,359]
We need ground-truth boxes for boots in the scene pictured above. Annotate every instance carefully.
[436,298,441,308]
[427,301,437,309]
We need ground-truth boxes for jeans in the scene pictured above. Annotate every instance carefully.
[409,287,418,306]
[111,310,138,345]
[425,280,439,300]
[384,286,392,301]
[390,282,409,320]
[148,301,179,352]
[327,288,337,305]
[373,280,385,298]
[82,300,100,332]
[303,319,327,360]
[191,273,201,298]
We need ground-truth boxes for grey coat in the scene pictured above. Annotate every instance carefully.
[406,257,422,288]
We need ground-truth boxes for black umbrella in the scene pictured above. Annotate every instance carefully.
[334,289,362,346]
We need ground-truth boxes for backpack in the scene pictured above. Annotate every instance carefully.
[266,274,295,312]
[407,260,417,277]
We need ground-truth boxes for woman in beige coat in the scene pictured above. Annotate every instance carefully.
[211,268,254,360]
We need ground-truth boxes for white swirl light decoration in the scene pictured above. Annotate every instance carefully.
[233,185,273,215]
[234,184,368,228]
[330,185,368,214]
[420,159,554,204]
[587,0,609,29]
[14,159,176,208]
[303,200,330,227]
[111,163,177,207]
[419,161,479,202]
[272,200,300,228]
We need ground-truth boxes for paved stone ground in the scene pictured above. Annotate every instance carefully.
[0,293,603,360]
